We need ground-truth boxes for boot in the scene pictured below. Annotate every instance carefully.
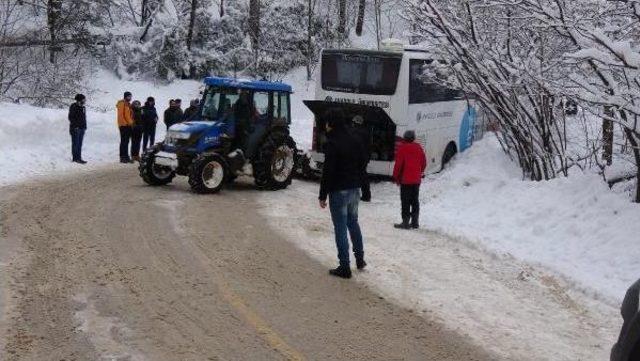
[356,258,367,270]
[329,266,352,279]
[132,155,141,162]
[394,218,411,230]
[411,217,419,229]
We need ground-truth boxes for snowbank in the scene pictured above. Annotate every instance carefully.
[420,135,640,302]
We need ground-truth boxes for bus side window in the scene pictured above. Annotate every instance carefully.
[409,59,464,104]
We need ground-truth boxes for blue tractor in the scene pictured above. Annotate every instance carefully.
[139,77,297,194]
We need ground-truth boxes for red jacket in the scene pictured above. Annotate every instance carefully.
[393,141,427,185]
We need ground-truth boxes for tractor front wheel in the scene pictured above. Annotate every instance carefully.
[188,154,228,194]
[139,149,176,186]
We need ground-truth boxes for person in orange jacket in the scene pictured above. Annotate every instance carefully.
[117,91,134,163]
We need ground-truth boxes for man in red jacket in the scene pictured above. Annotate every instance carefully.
[393,130,427,229]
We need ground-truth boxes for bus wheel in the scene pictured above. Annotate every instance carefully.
[441,143,458,170]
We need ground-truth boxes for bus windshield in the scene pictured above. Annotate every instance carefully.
[321,50,402,95]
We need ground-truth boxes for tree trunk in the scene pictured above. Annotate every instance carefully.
[306,0,313,80]
[355,0,365,36]
[46,0,62,64]
[249,0,260,51]
[186,0,197,51]
[624,128,640,203]
[337,0,346,34]
[141,0,149,24]
[220,0,224,17]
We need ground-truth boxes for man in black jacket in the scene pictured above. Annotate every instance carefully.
[319,108,368,279]
[68,94,87,164]
[611,278,640,361]
[142,97,158,152]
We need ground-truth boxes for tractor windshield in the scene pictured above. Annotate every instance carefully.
[201,86,239,121]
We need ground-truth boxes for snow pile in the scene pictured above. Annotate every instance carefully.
[0,70,201,186]
[421,135,640,302]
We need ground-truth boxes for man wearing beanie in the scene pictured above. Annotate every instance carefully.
[393,130,427,229]
[68,94,87,164]
[319,108,368,279]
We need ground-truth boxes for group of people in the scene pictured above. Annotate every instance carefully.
[319,108,427,279]
[116,92,161,163]
[67,92,203,164]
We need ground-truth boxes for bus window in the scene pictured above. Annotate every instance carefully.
[409,59,465,104]
[322,50,402,95]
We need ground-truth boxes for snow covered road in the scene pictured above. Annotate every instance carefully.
[0,169,495,360]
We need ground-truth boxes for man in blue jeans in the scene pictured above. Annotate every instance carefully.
[68,94,87,164]
[319,108,368,279]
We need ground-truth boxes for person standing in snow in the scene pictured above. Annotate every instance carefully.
[68,94,87,164]
[141,97,158,152]
[183,99,200,122]
[164,99,183,130]
[130,100,144,162]
[116,91,134,163]
[393,130,427,230]
[351,115,372,202]
[319,108,368,279]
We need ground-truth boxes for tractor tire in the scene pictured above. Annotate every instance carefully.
[188,154,228,194]
[139,148,175,186]
[253,131,297,190]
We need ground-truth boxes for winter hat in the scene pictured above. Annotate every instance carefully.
[403,130,416,142]
[190,99,200,106]
[147,96,155,103]
[75,94,86,102]
[325,108,346,129]
[124,91,132,98]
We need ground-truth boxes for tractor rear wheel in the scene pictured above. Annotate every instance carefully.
[139,148,175,186]
[253,132,297,190]
[188,154,228,194]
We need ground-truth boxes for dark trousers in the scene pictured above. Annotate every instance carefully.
[70,128,85,161]
[119,126,132,160]
[361,173,371,201]
[131,125,143,157]
[329,188,364,268]
[142,123,156,152]
[400,184,420,225]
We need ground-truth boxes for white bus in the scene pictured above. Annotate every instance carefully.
[303,40,480,176]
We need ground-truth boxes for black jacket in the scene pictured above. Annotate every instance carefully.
[164,107,184,129]
[142,104,158,127]
[183,105,200,122]
[132,107,143,127]
[611,278,640,361]
[319,127,367,201]
[68,103,87,130]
